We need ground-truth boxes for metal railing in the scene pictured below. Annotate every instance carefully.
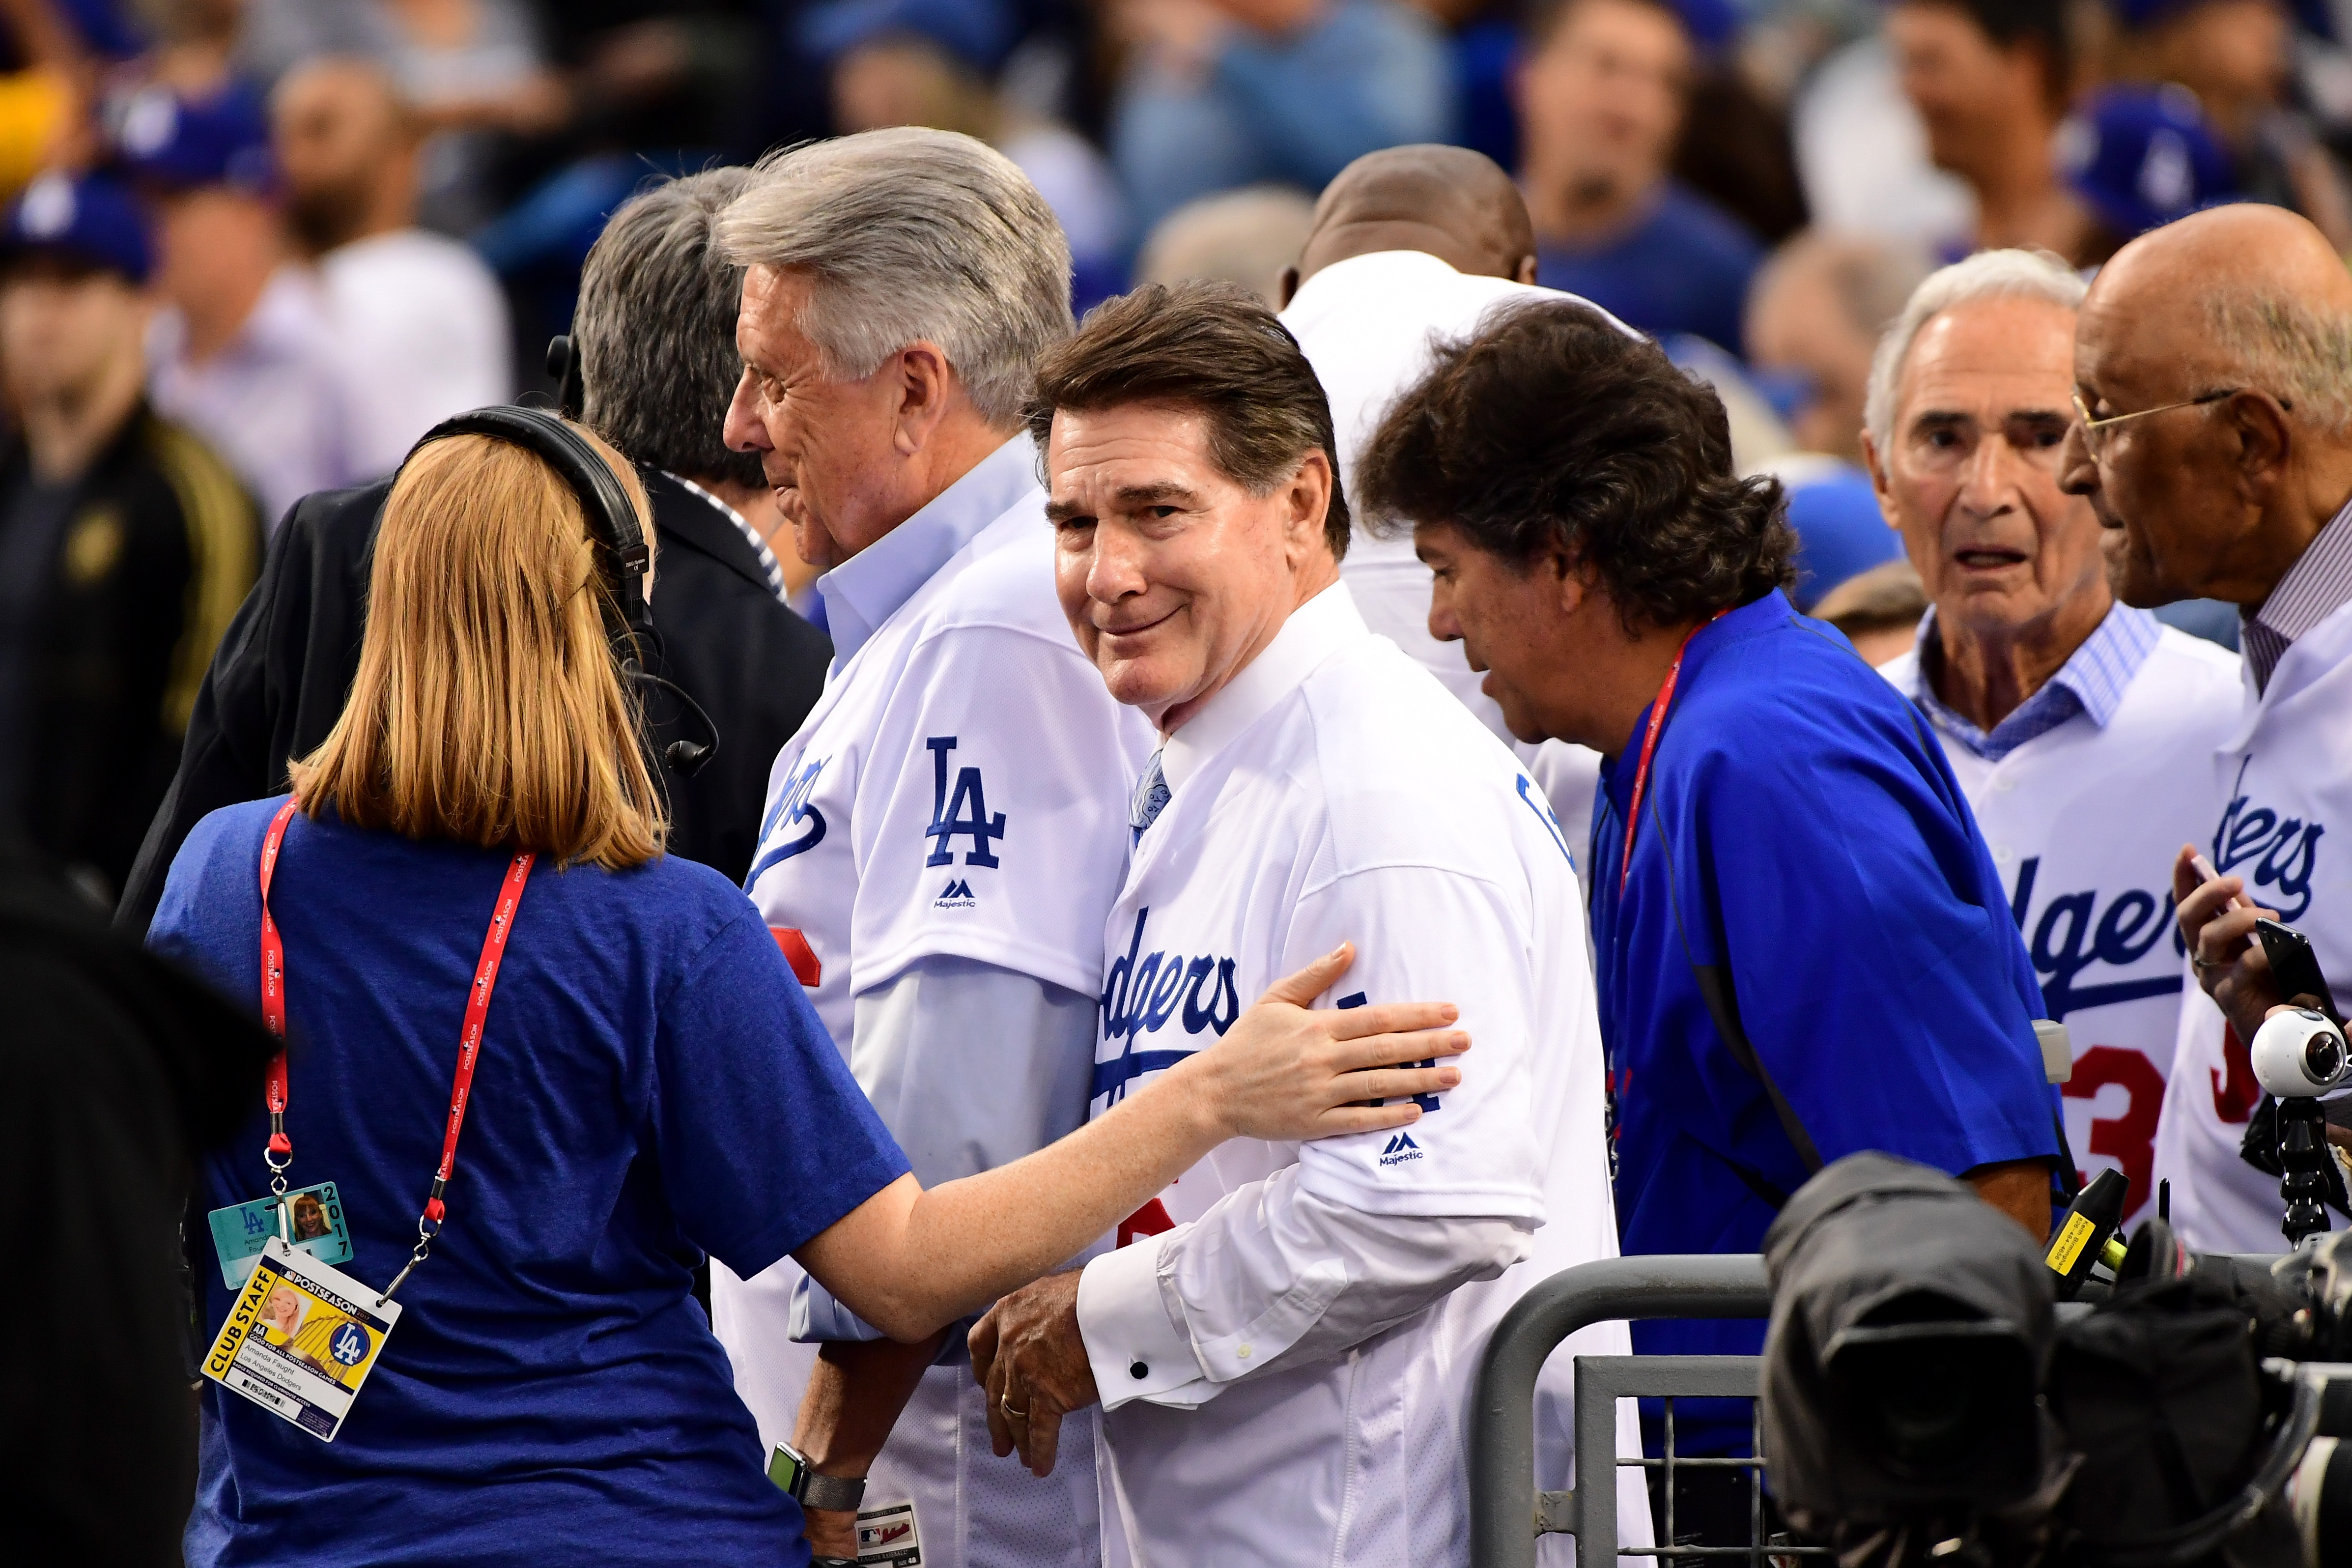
[1469,1255,1777,1568]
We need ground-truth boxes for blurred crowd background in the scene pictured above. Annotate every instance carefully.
[0,0,2341,904]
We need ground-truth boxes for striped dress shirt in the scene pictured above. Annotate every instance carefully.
[1909,600,2163,762]
[2242,495,2352,693]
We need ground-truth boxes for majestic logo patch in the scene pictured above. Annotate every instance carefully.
[925,736,1007,868]
[935,878,976,908]
[1378,1132,1424,1167]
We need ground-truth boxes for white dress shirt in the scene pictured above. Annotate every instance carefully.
[1074,583,1646,1567]
[318,228,511,478]
[148,265,357,527]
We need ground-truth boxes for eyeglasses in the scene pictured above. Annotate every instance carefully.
[2070,388,2281,453]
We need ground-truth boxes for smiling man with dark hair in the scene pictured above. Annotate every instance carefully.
[971,279,1643,1567]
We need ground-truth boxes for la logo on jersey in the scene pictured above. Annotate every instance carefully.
[925,737,1005,868]
[935,878,976,908]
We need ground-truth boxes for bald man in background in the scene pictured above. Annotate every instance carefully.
[270,57,510,475]
[1279,144,1624,883]
[2057,205,2352,1253]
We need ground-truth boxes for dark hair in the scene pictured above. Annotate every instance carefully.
[1910,0,2070,110]
[1356,299,1794,631]
[1523,0,1690,54]
[576,168,766,490]
[1022,280,1351,560]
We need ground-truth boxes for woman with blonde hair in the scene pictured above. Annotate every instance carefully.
[147,413,1464,1568]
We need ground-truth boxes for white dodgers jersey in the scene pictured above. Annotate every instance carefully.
[1081,586,1640,1568]
[1884,625,2242,1225]
[2156,605,2352,1254]
[711,442,1155,1568]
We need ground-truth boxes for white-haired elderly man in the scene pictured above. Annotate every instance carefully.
[709,128,1154,1567]
[1860,248,2242,1231]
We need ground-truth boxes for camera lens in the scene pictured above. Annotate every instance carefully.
[1871,1347,1988,1468]
[2307,1032,2345,1088]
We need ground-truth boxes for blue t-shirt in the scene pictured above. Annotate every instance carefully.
[1587,592,2057,1447]
[1536,181,1764,356]
[148,800,911,1568]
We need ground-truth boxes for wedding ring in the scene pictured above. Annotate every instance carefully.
[1001,1395,1029,1421]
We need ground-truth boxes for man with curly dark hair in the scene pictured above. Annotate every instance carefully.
[1359,297,2062,1538]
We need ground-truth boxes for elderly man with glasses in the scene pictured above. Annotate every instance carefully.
[2059,203,2352,1254]
[1861,248,2242,1234]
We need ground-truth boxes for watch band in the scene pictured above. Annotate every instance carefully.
[800,1468,868,1512]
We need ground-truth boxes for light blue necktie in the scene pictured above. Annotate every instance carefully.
[1130,749,1170,842]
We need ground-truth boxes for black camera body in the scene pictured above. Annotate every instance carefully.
[1763,1154,2352,1568]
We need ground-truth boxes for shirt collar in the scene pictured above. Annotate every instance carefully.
[815,436,1037,664]
[2243,492,2352,692]
[1160,580,1367,792]
[664,471,788,604]
[1909,599,2161,761]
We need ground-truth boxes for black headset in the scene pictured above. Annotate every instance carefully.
[405,394,719,777]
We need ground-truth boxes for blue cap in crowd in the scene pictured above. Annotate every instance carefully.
[1670,0,1742,53]
[1,171,153,283]
[108,82,276,195]
[801,0,1018,73]
[2109,0,2330,38]
[2059,84,2238,241]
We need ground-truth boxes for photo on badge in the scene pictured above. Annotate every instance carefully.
[206,1181,354,1287]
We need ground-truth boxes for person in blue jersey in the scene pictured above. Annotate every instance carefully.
[145,414,1469,1568]
[1357,297,2059,1547]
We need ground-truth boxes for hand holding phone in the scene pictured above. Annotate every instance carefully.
[2188,851,2252,910]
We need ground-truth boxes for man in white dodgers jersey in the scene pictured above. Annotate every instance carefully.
[709,129,1154,1567]
[2058,206,2352,1254]
[1862,250,2242,1228]
[968,281,1647,1567]
[1279,144,1617,879]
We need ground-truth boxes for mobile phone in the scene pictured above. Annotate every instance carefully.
[2256,917,2343,1025]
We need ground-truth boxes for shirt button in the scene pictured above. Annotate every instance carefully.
[1237,1343,1253,1360]
[1991,845,2015,865]
[1992,775,2016,793]
[1130,1361,1148,1380]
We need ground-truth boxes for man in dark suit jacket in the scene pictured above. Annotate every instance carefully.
[118,169,830,931]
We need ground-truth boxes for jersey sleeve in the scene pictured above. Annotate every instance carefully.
[849,622,1143,1000]
[1689,722,2058,1181]
[648,906,911,1279]
[1285,863,1553,1222]
[787,954,1098,1345]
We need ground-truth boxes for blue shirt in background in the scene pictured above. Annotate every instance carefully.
[149,800,911,1568]
[1536,181,1764,357]
[1587,592,2057,1451]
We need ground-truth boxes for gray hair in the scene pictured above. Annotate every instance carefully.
[576,167,765,489]
[716,128,1073,429]
[2204,291,2352,435]
[1865,248,2087,451]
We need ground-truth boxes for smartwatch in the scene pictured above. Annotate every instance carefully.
[767,1440,869,1513]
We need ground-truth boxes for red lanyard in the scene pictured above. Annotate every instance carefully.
[1618,609,1728,897]
[255,799,535,1258]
